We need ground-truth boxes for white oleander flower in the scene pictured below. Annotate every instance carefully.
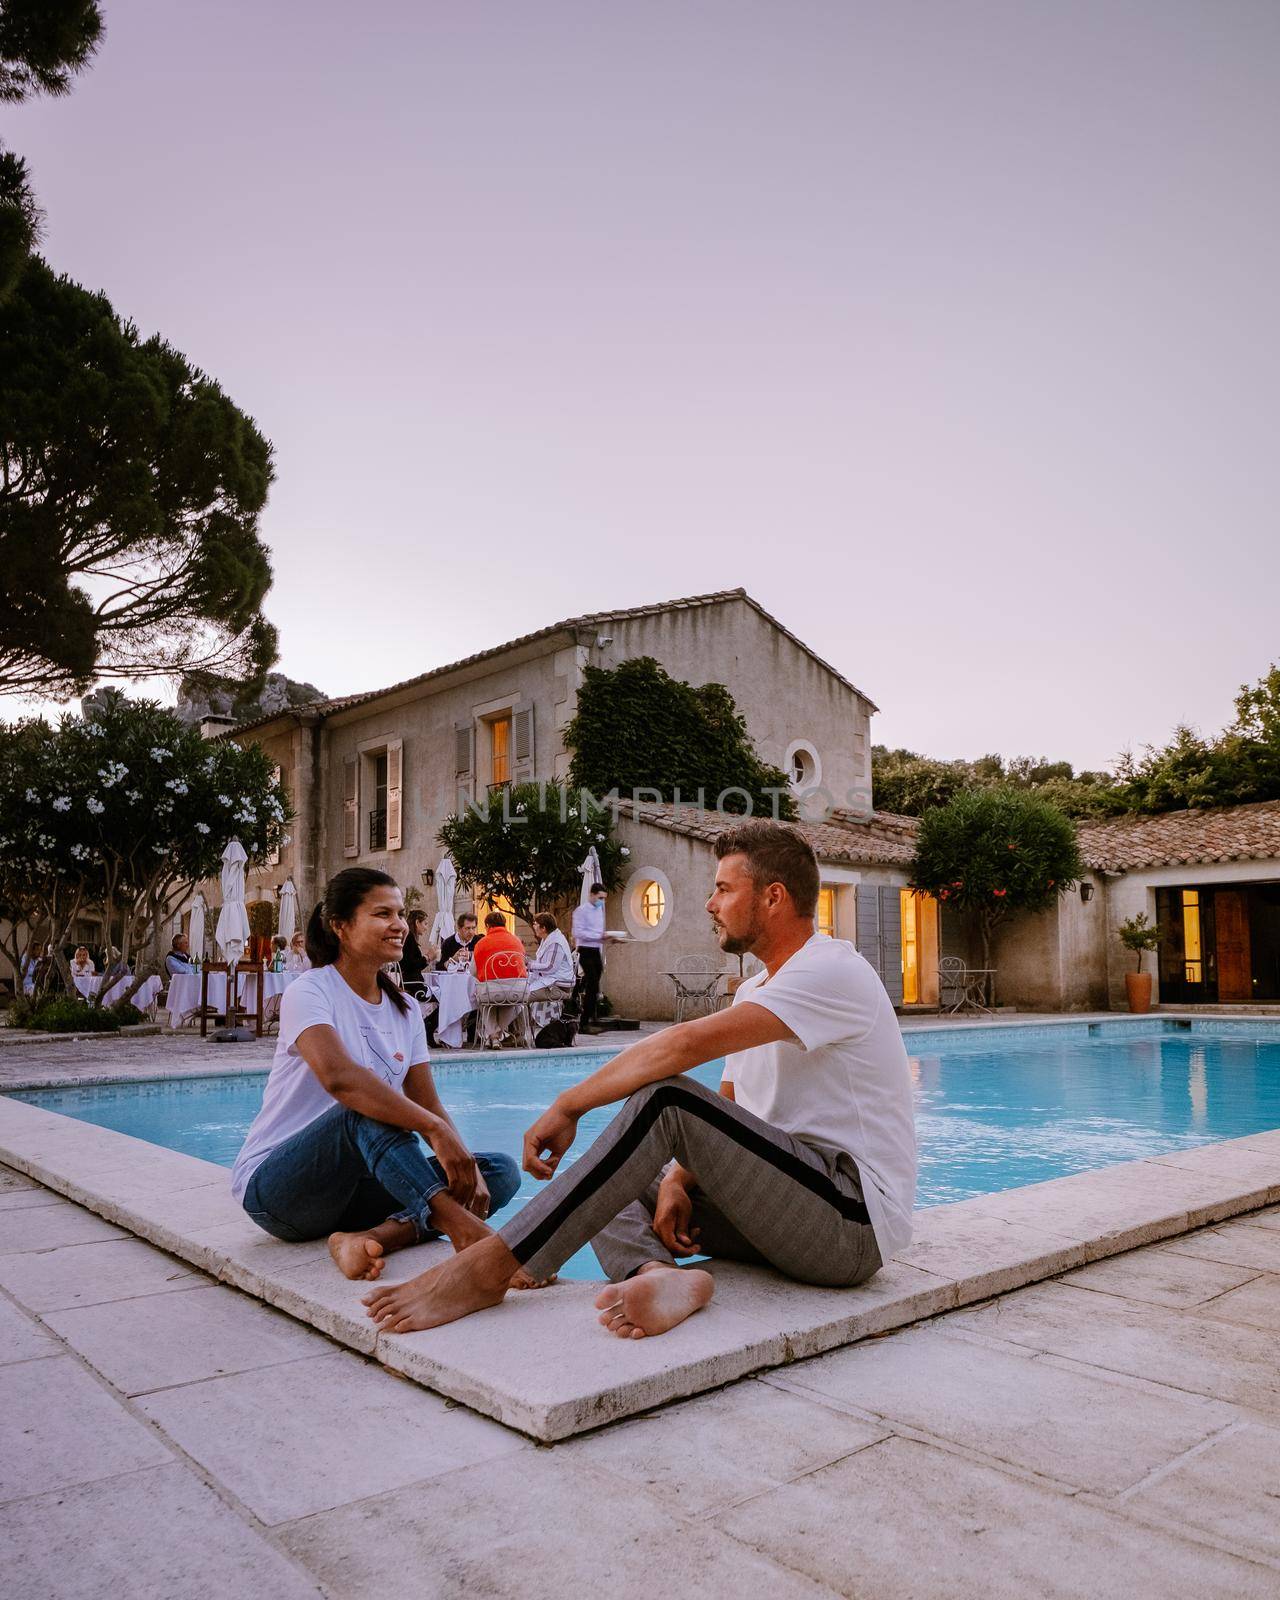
[70,844,89,862]
[126,789,141,802]
[195,822,210,834]
[216,794,232,806]
[86,798,105,815]
[165,780,189,795]
[149,747,171,761]
[620,847,630,856]
[52,796,71,812]
[24,788,38,802]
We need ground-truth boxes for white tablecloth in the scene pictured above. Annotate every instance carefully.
[165,969,299,1028]
[424,969,476,1048]
[72,973,162,1011]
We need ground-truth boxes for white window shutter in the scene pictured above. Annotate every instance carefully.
[343,755,359,858]
[513,706,534,782]
[386,740,403,851]
[454,720,475,808]
[269,765,282,865]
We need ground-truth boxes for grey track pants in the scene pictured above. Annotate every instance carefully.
[497,1074,882,1287]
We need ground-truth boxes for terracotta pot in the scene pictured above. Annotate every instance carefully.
[1124,972,1152,1014]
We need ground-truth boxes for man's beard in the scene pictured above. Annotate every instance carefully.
[715,916,762,956]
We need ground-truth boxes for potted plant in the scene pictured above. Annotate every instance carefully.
[1117,913,1162,1013]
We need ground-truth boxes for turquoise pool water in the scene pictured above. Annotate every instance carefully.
[11,1021,1280,1280]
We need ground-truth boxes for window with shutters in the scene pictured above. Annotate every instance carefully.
[360,739,404,852]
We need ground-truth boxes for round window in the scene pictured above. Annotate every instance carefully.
[785,741,820,790]
[639,881,666,926]
[622,867,674,940]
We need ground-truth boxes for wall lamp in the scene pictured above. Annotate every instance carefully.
[1080,882,1095,903]
[421,868,435,889]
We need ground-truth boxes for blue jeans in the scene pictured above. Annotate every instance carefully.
[242,1102,521,1244]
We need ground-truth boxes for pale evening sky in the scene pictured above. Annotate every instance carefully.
[6,0,1278,771]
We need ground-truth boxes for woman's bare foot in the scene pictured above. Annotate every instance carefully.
[328,1232,386,1281]
[510,1267,558,1291]
[363,1234,518,1333]
[593,1264,714,1339]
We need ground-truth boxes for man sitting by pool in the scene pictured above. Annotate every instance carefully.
[364,820,916,1339]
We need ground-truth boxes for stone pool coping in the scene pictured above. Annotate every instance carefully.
[2,1088,1279,1441]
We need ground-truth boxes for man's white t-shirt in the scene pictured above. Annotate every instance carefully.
[724,934,917,1258]
[231,965,429,1202]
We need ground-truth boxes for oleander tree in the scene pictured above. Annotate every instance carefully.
[0,696,291,1001]
[909,788,1083,976]
[437,783,626,927]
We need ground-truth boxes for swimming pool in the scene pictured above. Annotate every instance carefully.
[10,1020,1280,1279]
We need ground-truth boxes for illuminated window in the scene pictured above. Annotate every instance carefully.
[901,889,920,1005]
[478,895,517,934]
[817,887,836,939]
[1183,889,1202,984]
[490,717,511,787]
[639,881,666,926]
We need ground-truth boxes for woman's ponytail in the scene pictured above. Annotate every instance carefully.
[305,901,340,968]
[307,868,410,1015]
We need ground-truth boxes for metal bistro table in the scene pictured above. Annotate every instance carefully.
[945,968,996,1015]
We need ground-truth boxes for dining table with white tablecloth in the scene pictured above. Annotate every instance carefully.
[421,968,476,1048]
[71,973,163,1012]
[164,968,300,1029]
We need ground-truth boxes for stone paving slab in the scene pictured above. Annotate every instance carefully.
[0,1355,172,1502]
[767,1323,1237,1494]
[0,1462,325,1600]
[951,1281,1280,1418]
[1057,1244,1264,1308]
[276,1450,849,1600]
[1120,1420,1280,1562]
[713,1433,1280,1600]
[3,1091,1280,1440]
[42,1282,331,1396]
[135,1349,527,1525]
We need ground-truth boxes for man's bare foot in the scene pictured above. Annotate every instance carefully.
[328,1232,386,1281]
[593,1264,714,1339]
[363,1234,518,1334]
[510,1267,558,1291]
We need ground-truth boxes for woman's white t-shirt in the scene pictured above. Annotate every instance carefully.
[725,934,917,1257]
[231,965,429,1201]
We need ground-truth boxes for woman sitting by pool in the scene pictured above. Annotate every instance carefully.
[231,867,545,1288]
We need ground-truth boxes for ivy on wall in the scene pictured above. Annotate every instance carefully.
[564,657,797,818]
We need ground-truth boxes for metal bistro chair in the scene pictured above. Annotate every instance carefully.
[671,956,726,1025]
[938,956,967,1014]
[475,947,535,1050]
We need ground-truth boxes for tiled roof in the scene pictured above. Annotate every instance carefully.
[619,801,920,867]
[229,588,876,736]
[1078,800,1280,872]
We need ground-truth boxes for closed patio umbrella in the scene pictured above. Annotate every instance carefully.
[430,856,457,948]
[278,877,298,942]
[188,892,207,961]
[215,838,251,962]
[579,846,602,906]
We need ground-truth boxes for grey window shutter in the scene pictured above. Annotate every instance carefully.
[878,886,904,1006]
[513,706,534,782]
[342,756,359,858]
[454,720,475,808]
[856,885,881,978]
[385,739,403,851]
